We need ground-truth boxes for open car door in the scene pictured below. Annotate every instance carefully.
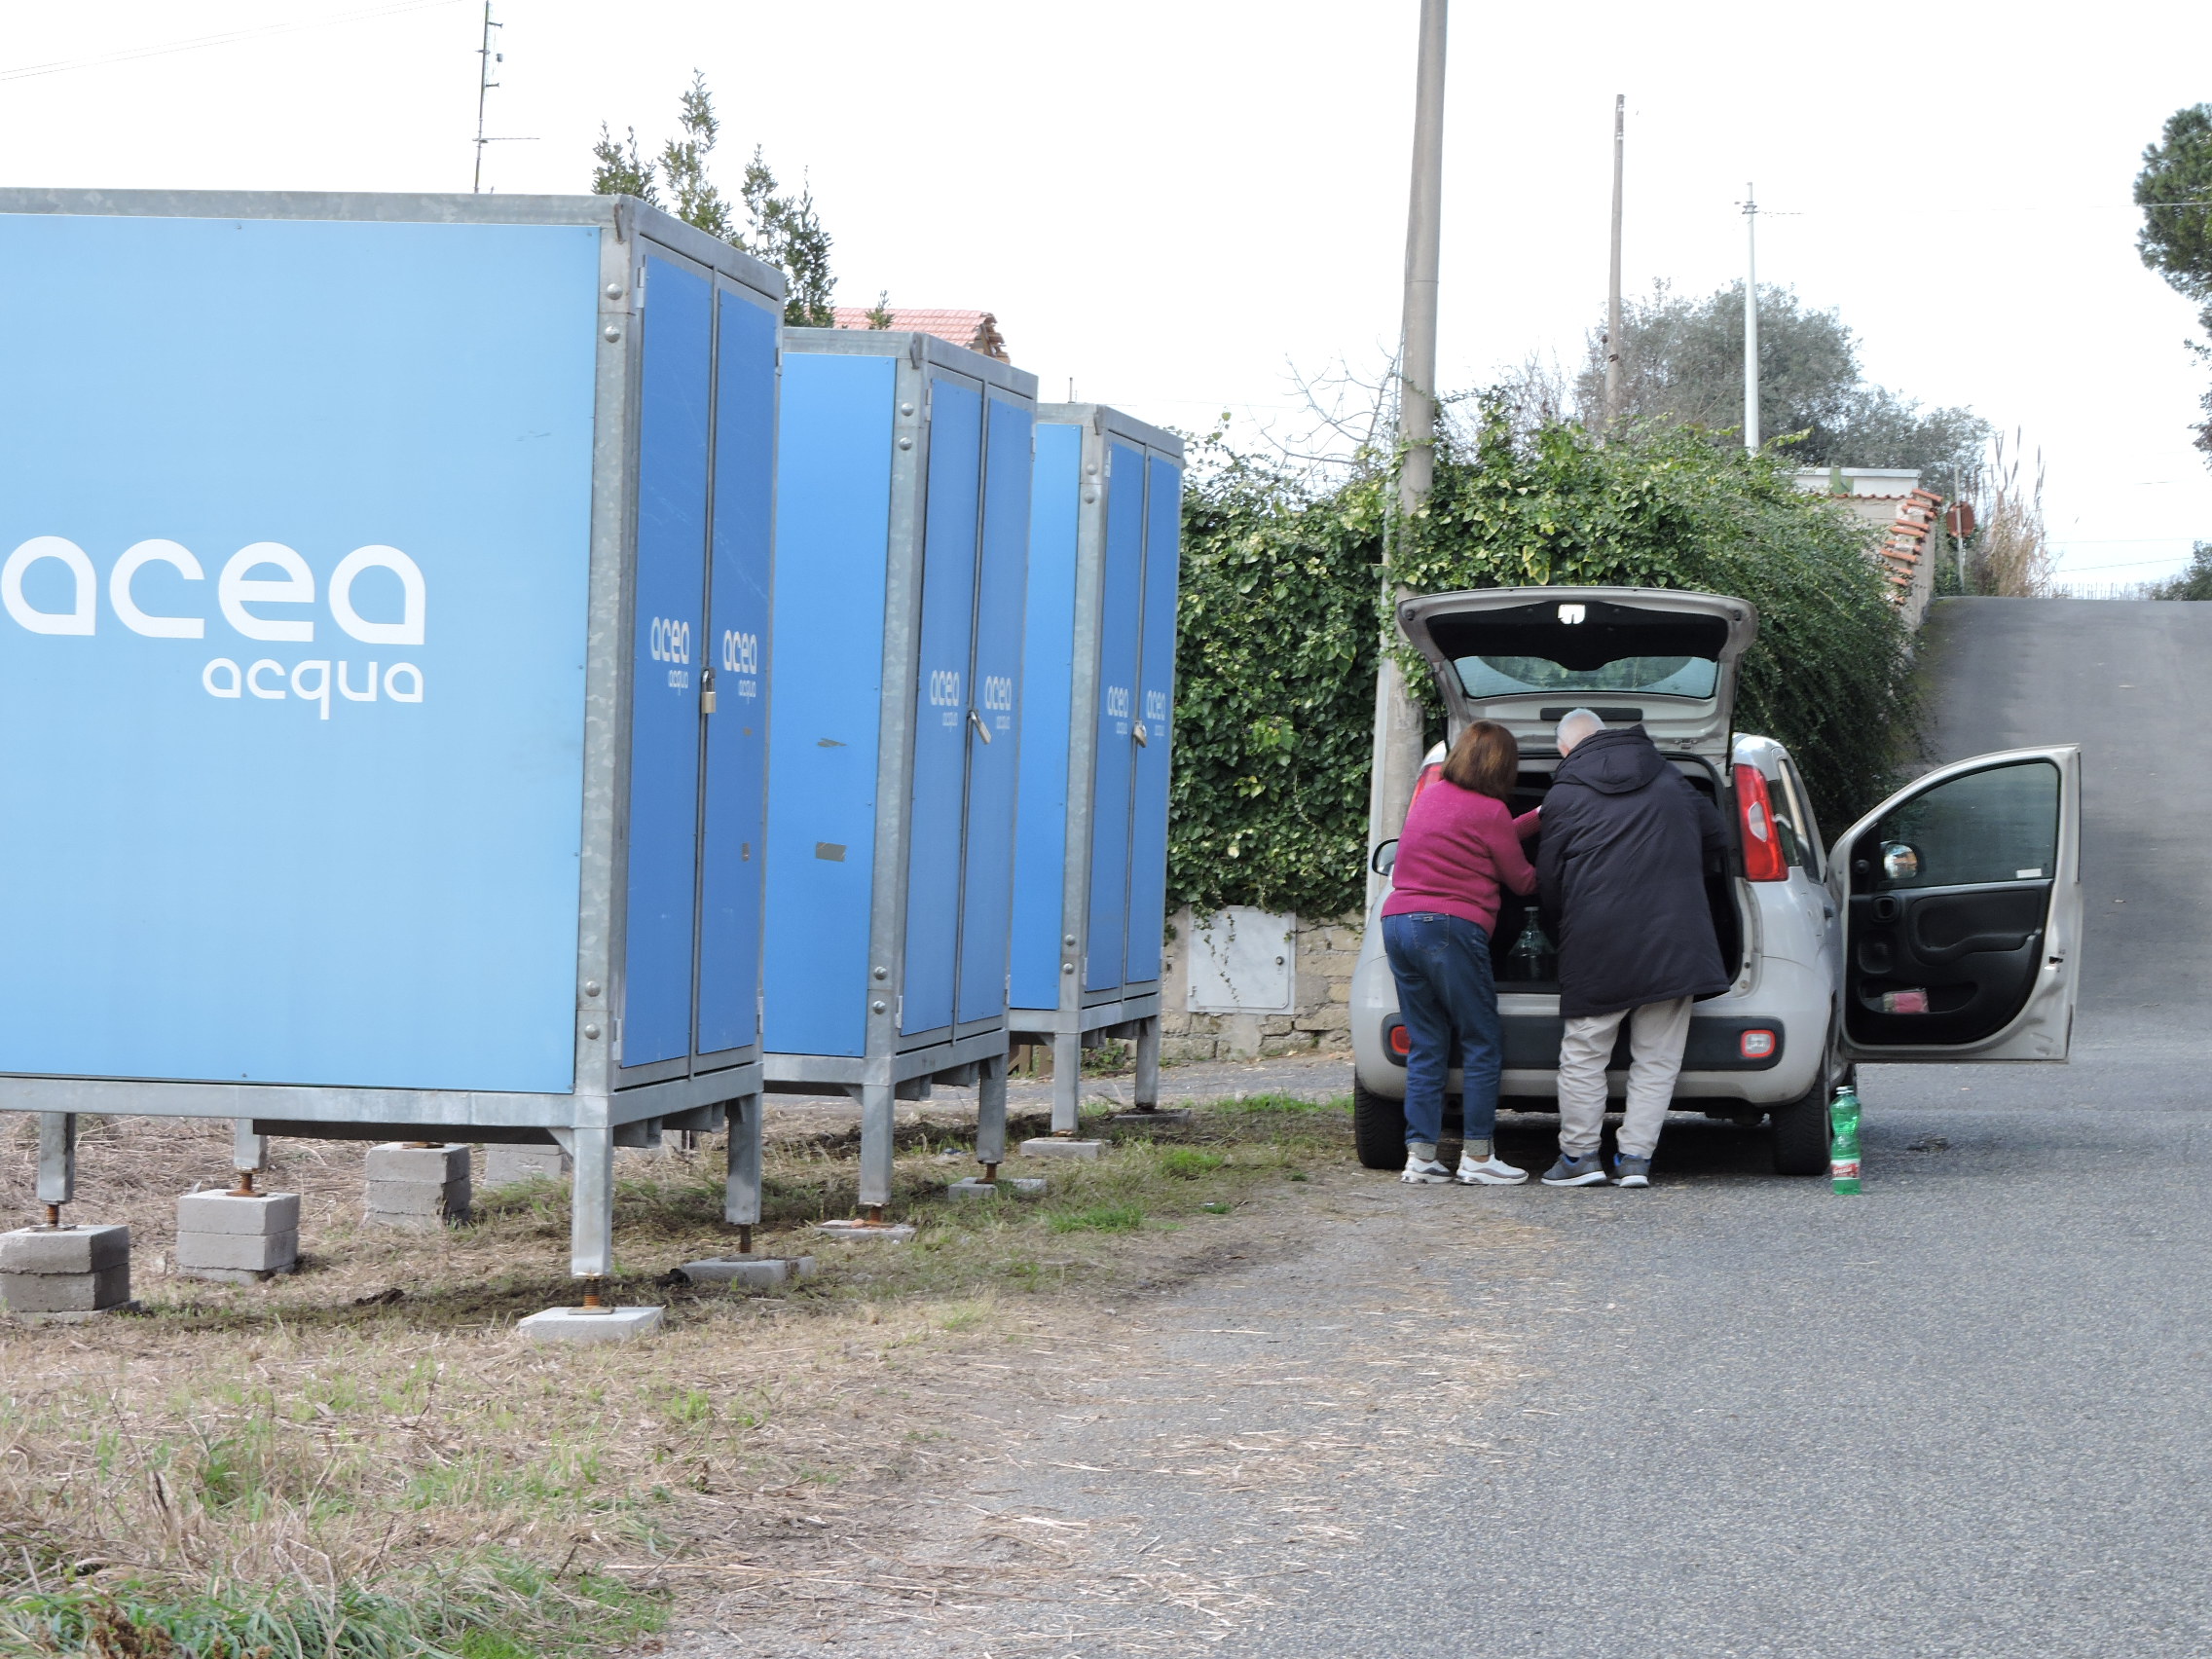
[1831,746,2083,1063]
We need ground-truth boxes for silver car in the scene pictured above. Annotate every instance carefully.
[1351,586,2083,1175]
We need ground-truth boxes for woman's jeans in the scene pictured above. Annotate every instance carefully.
[1382,912,1503,1149]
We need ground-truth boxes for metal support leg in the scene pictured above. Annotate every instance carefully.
[724,1092,762,1234]
[1133,1015,1161,1111]
[233,1120,269,1172]
[977,1049,1008,1180]
[1051,1030,1083,1136]
[36,1113,75,1224]
[569,1124,614,1280]
[858,1081,897,1218]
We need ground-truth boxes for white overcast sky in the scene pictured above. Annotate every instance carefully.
[4,0,2207,582]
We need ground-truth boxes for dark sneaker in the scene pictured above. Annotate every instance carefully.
[1540,1153,1608,1187]
[1610,1153,1652,1188]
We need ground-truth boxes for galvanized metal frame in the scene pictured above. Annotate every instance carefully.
[0,189,785,1278]
[1008,405,1184,1130]
[764,330,1037,1205]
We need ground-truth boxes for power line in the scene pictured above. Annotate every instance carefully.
[0,0,465,87]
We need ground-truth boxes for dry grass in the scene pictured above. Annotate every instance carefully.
[0,1094,1355,1654]
[1969,429,2055,599]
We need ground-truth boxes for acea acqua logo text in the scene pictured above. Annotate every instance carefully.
[1,536,426,719]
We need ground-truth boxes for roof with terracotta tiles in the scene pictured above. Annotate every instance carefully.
[830,307,1009,362]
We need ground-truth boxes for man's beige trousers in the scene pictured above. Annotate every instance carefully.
[1555,995,1694,1160]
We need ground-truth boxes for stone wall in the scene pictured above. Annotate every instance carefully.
[1159,905,1361,1063]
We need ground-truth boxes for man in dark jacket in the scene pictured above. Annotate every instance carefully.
[1534,709,1730,1188]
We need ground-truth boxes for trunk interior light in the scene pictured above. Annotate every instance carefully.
[1733,763,1788,882]
[1740,1029,1778,1059]
[1388,1023,1412,1056]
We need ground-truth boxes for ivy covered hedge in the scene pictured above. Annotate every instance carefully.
[1165,444,1387,920]
[1165,407,1915,922]
[1392,408,1914,838]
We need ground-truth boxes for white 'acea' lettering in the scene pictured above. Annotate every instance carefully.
[0,537,426,645]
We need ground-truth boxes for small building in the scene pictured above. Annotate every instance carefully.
[1794,466,1946,628]
[830,306,1009,362]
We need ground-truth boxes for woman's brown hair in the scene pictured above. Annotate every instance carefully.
[1441,719,1519,800]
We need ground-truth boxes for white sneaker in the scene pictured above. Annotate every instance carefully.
[1455,1153,1530,1185]
[1400,1152,1453,1184]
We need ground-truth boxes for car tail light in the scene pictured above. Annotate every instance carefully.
[1733,763,1788,882]
[1388,1022,1412,1057]
[1739,1028,1778,1059]
[1410,761,1443,808]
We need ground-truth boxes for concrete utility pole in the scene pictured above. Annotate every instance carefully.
[1366,0,1448,903]
[1741,181,1760,450]
[1604,94,1626,434]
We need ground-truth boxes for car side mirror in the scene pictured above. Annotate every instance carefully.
[1371,839,1398,876]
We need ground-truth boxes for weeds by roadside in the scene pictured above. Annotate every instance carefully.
[0,1092,1352,1656]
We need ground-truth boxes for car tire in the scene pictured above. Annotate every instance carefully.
[1353,1080,1407,1170]
[1768,1079,1831,1177]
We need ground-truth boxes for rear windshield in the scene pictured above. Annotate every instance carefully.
[1458,655,1717,698]
[1426,599,1730,703]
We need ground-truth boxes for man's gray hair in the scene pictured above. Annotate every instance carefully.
[1556,708,1605,754]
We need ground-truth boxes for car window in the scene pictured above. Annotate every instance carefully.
[1775,757,1825,877]
[1862,759,2059,891]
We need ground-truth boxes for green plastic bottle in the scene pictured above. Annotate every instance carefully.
[1829,1085,1862,1195]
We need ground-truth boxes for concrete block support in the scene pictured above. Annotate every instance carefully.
[1020,1137,1102,1161]
[680,1254,816,1288]
[518,1305,662,1344]
[361,1143,470,1230]
[0,1224,130,1316]
[176,1191,300,1282]
[483,1145,571,1186]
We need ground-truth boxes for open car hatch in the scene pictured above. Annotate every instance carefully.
[1397,587,1759,756]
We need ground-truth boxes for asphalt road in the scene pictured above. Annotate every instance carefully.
[847,598,2212,1659]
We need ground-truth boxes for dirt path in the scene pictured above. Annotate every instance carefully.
[660,1151,1564,1657]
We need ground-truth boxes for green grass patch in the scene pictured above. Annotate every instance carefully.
[1047,1202,1145,1235]
[1158,1148,1228,1178]
[0,1559,664,1659]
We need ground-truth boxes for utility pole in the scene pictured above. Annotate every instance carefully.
[472,3,501,194]
[1366,0,1447,903]
[1741,181,1760,450]
[1603,94,1625,434]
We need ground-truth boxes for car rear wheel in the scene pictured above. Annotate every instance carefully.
[1353,1080,1407,1169]
[1768,1079,1831,1176]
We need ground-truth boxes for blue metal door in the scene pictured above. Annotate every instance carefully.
[1124,455,1183,983]
[621,253,712,1068]
[1083,441,1145,993]
[901,375,983,1036]
[762,353,896,1059]
[1009,420,1083,1011]
[695,288,777,1058]
[954,391,1034,1025]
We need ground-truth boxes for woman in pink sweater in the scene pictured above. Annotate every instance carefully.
[1381,719,1540,1185]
